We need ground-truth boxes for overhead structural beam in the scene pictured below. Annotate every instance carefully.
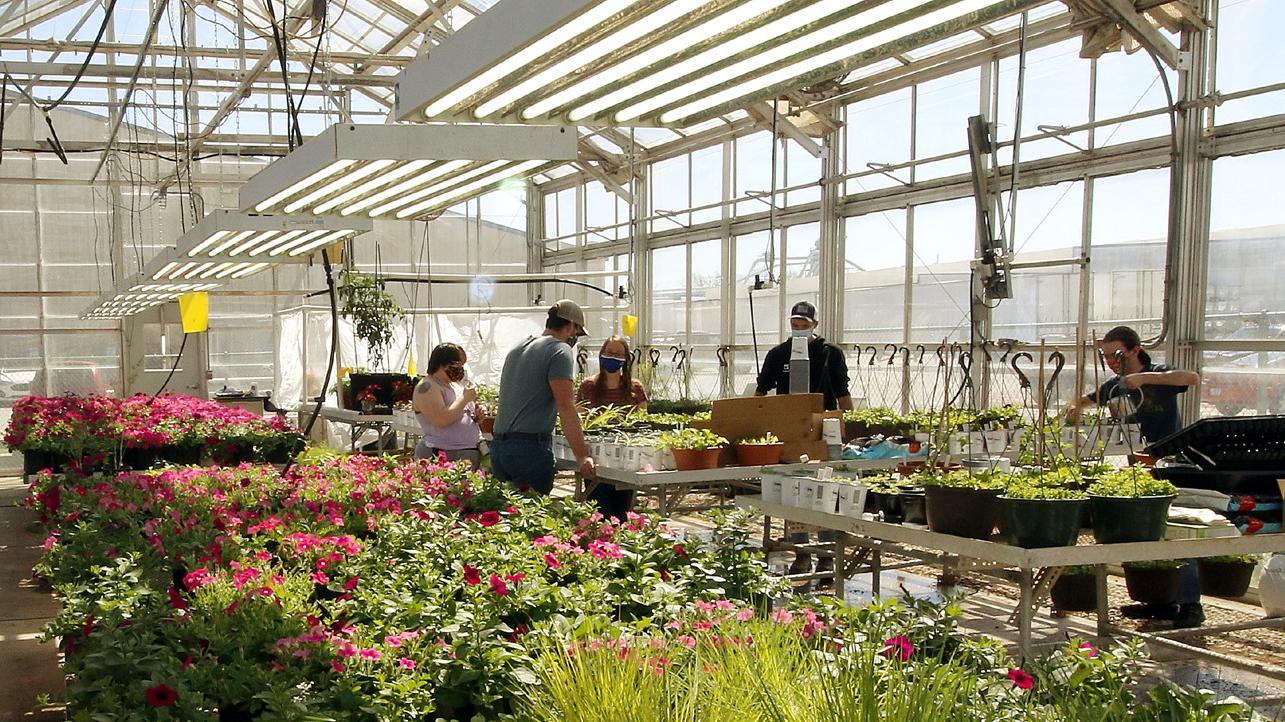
[0,38,415,67]
[576,159,632,203]
[1098,0,1180,68]
[0,0,90,36]
[746,101,823,159]
[90,0,171,182]
[156,0,313,195]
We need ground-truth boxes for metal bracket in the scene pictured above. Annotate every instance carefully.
[1176,50,1193,71]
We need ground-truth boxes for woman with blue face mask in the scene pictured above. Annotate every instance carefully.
[576,335,647,519]
[576,335,648,412]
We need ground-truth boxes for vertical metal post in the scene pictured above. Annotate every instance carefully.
[817,105,843,343]
[1165,10,1214,424]
[632,163,652,347]
[973,58,996,409]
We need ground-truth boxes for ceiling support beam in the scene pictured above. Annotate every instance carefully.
[746,101,823,159]
[155,0,313,194]
[0,38,415,67]
[1098,0,1180,68]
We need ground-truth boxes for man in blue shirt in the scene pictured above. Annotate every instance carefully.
[491,300,597,494]
[1066,325,1203,627]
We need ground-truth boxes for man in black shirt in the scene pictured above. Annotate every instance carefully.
[754,301,853,580]
[754,301,854,412]
[1065,325,1203,627]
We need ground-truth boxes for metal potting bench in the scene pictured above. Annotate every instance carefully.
[737,495,1285,660]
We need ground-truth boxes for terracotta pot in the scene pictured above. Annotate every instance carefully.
[478,416,496,435]
[670,447,723,471]
[734,443,784,466]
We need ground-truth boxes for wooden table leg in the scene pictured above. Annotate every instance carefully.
[1018,567,1034,660]
[872,548,882,598]
[1095,563,1111,638]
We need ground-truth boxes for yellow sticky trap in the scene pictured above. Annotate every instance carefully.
[178,292,209,333]
[622,314,638,338]
[407,354,417,377]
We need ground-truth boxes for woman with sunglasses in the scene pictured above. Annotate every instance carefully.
[576,335,647,517]
[412,343,481,469]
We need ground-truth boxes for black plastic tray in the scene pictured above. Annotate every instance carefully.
[1145,415,1285,471]
[1151,466,1284,495]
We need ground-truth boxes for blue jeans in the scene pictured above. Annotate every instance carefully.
[1178,560,1201,605]
[489,438,555,495]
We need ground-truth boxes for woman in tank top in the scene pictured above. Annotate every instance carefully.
[413,343,481,469]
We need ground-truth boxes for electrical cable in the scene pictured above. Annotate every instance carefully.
[150,333,190,403]
[748,285,761,372]
[281,247,339,479]
[41,0,120,111]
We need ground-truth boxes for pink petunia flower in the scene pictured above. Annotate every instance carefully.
[1007,668,1034,690]
[881,635,914,662]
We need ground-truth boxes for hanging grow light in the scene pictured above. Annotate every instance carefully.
[238,124,577,220]
[392,0,1042,127]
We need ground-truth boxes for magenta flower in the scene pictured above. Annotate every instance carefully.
[1008,668,1034,690]
[358,648,381,661]
[398,657,415,670]
[462,565,481,586]
[881,635,914,662]
[489,574,509,597]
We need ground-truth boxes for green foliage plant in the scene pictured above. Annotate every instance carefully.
[338,270,405,369]
[736,432,781,446]
[657,428,727,451]
[1088,468,1178,498]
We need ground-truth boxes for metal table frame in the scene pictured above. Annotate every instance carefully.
[566,463,764,516]
[738,495,1285,658]
[317,406,402,452]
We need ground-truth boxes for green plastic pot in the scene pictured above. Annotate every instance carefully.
[1197,559,1255,598]
[1088,494,1176,544]
[926,485,1001,539]
[1123,564,1181,605]
[1050,572,1097,612]
[1000,497,1087,548]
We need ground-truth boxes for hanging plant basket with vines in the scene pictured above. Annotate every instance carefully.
[338,270,406,370]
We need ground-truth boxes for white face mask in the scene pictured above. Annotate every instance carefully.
[791,328,812,338]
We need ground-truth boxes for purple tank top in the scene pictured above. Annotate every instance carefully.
[416,382,481,450]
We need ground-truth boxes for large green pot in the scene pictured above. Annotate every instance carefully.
[1050,572,1097,612]
[926,485,1001,539]
[1123,564,1181,605]
[1000,497,1087,548]
[1088,494,1176,544]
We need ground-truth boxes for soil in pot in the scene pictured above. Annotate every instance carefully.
[899,489,927,525]
[1089,494,1176,544]
[1000,497,1086,548]
[670,447,723,471]
[1198,559,1255,598]
[1123,565,1181,605]
[926,485,1001,539]
[1050,572,1098,612]
[734,443,784,466]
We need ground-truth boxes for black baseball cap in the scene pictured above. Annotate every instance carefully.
[790,301,817,322]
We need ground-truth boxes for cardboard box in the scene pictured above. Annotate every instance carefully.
[1164,522,1238,541]
[701,394,838,464]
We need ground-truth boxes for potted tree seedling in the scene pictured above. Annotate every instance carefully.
[734,432,785,466]
[1087,468,1178,544]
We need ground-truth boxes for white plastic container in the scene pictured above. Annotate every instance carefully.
[1260,554,1285,618]
[782,477,802,507]
[761,475,783,504]
[835,483,868,517]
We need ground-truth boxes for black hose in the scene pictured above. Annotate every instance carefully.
[149,332,190,403]
[281,248,339,479]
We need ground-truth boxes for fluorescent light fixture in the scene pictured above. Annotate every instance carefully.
[239,124,576,220]
[394,0,1041,127]
[176,209,373,260]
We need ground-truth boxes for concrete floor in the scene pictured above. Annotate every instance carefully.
[0,476,63,722]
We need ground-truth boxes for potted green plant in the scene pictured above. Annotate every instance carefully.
[843,407,911,439]
[1198,554,1258,598]
[999,478,1088,548]
[734,432,785,466]
[1087,468,1178,544]
[338,271,405,370]
[1122,559,1184,605]
[475,385,499,434]
[864,476,906,522]
[1050,565,1098,612]
[921,470,1006,540]
[657,428,728,471]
